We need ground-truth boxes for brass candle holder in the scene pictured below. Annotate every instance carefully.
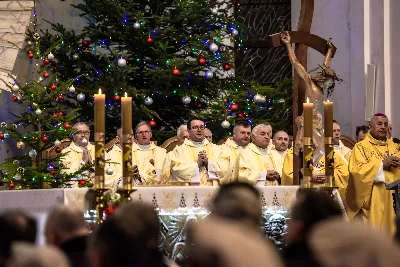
[303,137,313,188]
[90,188,110,225]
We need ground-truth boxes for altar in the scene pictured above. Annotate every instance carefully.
[0,186,298,259]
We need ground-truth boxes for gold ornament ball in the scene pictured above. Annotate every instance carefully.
[16,141,25,149]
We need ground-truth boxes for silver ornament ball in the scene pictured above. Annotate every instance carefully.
[73,54,79,60]
[277,98,285,103]
[32,103,38,109]
[68,85,76,93]
[134,22,141,29]
[81,138,88,146]
[221,120,230,129]
[27,41,33,45]
[211,8,218,14]
[253,94,262,103]
[35,109,42,115]
[118,58,127,67]
[0,122,6,128]
[12,84,19,92]
[259,96,266,103]
[205,70,213,79]
[106,167,114,175]
[13,174,21,181]
[77,93,85,102]
[47,52,55,60]
[209,43,218,52]
[28,149,37,158]
[232,29,239,36]
[54,139,61,147]
[182,96,191,105]
[144,97,153,105]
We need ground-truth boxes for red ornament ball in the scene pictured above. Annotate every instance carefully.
[55,147,62,153]
[172,68,181,76]
[41,135,49,142]
[64,123,71,129]
[9,183,14,189]
[53,67,58,72]
[43,58,50,65]
[27,50,33,55]
[50,169,56,175]
[197,103,202,109]
[0,132,4,140]
[12,96,19,102]
[50,84,57,91]
[237,112,244,118]
[28,53,34,59]
[58,111,64,116]
[146,37,153,44]
[82,40,90,47]
[149,120,157,127]
[230,103,239,112]
[52,113,58,119]
[113,95,121,101]
[43,72,50,78]
[198,57,207,65]
[223,63,232,71]
[57,95,63,101]
[79,180,86,185]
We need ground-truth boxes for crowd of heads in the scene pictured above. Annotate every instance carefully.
[2,183,400,267]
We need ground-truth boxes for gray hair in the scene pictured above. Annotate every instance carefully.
[72,122,89,131]
[252,124,270,136]
[135,121,151,134]
[45,206,87,236]
[370,115,388,126]
[117,127,133,137]
[177,124,187,137]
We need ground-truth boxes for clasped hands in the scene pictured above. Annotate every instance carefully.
[266,170,280,181]
[197,151,208,168]
[382,156,400,170]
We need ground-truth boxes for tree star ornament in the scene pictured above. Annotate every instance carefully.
[221,120,230,128]
[117,58,127,67]
[144,97,153,105]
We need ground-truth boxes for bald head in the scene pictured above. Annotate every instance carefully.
[204,128,212,143]
[45,206,88,246]
[273,131,289,152]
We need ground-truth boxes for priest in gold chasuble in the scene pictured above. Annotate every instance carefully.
[346,113,400,234]
[233,124,281,186]
[170,119,223,186]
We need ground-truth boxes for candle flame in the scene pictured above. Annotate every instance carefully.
[327,99,330,102]
[98,88,102,94]
[306,97,309,103]
[124,92,128,97]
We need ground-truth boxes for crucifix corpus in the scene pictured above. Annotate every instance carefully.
[244,0,339,185]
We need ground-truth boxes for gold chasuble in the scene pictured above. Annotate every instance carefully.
[233,143,280,186]
[270,149,287,177]
[132,142,167,183]
[61,142,95,174]
[281,148,349,200]
[346,133,400,234]
[214,138,246,184]
[170,138,223,186]
[334,140,352,164]
[104,144,123,189]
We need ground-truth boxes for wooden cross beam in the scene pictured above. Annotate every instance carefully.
[244,0,337,185]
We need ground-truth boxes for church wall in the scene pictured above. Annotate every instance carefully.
[291,0,367,140]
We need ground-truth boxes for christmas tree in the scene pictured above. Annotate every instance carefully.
[0,37,93,190]
[34,0,291,142]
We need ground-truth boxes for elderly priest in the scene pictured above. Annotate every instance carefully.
[170,119,223,185]
[346,113,400,234]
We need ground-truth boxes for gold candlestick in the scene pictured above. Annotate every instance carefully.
[94,88,105,189]
[303,98,313,187]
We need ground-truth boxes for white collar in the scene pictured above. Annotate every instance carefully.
[137,143,151,151]
[257,146,268,155]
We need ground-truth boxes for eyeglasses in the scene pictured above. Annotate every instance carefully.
[191,126,205,130]
[136,131,151,135]
[76,131,90,135]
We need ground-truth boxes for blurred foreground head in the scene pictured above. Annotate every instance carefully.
[210,182,262,229]
[0,211,37,263]
[88,202,164,267]
[186,217,284,267]
[286,189,342,245]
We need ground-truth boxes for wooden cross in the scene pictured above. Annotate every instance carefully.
[244,0,336,185]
